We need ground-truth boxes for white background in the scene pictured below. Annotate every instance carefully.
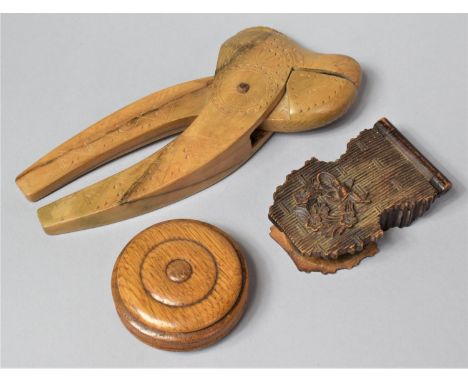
[2,14,467,367]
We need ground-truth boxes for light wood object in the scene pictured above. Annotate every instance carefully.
[111,219,249,351]
[15,26,361,234]
[269,118,452,274]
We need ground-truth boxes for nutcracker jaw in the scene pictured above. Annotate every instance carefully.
[16,26,362,234]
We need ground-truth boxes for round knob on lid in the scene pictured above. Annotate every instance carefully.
[111,219,249,351]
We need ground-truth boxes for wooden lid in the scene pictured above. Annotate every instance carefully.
[111,219,248,351]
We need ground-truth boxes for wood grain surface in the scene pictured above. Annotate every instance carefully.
[15,26,361,234]
[269,118,452,273]
[111,219,249,351]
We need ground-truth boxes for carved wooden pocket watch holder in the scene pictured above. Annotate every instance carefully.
[269,118,452,274]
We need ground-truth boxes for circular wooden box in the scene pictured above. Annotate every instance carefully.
[111,219,249,351]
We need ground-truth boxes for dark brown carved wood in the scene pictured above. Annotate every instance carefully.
[269,118,452,274]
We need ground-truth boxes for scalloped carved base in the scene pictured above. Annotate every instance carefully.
[270,226,379,274]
